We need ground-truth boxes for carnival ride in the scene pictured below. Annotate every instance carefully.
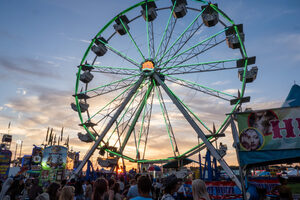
[72,0,258,190]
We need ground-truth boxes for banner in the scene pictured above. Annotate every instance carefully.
[237,106,300,166]
[42,145,67,170]
[205,181,242,200]
[0,150,12,180]
[31,146,43,171]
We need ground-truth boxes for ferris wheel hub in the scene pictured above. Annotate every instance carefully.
[140,59,156,76]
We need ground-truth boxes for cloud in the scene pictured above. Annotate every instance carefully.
[271,33,300,63]
[80,39,91,44]
[0,56,60,79]
[16,88,27,95]
[246,100,282,110]
[52,56,80,62]
[212,80,231,86]
[222,89,238,95]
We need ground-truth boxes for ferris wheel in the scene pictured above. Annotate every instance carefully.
[72,0,257,187]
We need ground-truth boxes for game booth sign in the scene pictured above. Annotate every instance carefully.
[237,106,300,167]
[41,145,68,181]
[235,106,300,194]
[0,150,12,180]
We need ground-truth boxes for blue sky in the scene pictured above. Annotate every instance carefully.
[0,0,299,167]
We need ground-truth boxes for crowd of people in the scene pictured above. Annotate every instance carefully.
[0,172,293,200]
[0,173,211,200]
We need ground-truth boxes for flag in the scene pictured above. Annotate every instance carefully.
[65,135,69,147]
[49,128,53,145]
[46,127,49,143]
[213,123,216,134]
[54,134,56,145]
[61,127,64,141]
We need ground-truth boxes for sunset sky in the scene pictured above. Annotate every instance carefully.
[0,0,299,169]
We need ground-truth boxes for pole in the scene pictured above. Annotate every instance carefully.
[154,73,242,190]
[230,115,247,199]
[14,143,18,162]
[19,141,23,158]
[71,76,144,178]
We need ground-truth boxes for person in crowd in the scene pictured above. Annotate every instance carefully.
[85,180,93,200]
[0,178,13,199]
[113,182,123,200]
[192,179,210,200]
[6,175,25,200]
[131,175,152,200]
[21,178,32,200]
[127,174,141,199]
[61,180,67,189]
[43,180,51,192]
[153,179,163,200]
[108,178,116,190]
[123,178,136,197]
[48,182,61,200]
[92,178,114,200]
[161,174,180,200]
[75,180,84,200]
[28,178,43,200]
[118,176,125,193]
[59,186,75,200]
[35,182,61,200]
[178,176,193,200]
[271,176,293,200]
[68,178,76,187]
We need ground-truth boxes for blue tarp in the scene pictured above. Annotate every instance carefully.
[282,84,300,107]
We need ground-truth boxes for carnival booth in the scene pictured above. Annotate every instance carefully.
[0,149,12,180]
[40,145,68,182]
[148,165,162,179]
[234,84,300,198]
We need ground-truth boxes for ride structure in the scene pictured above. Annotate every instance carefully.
[72,0,258,190]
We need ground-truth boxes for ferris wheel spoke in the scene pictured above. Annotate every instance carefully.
[96,38,140,67]
[107,82,149,147]
[119,83,154,156]
[80,74,139,98]
[119,18,145,60]
[142,91,154,160]
[145,4,151,59]
[156,7,206,65]
[148,22,155,59]
[158,86,180,155]
[136,98,147,158]
[160,58,239,74]
[154,74,212,133]
[163,74,236,101]
[158,28,227,68]
[154,3,177,61]
[159,21,204,68]
[105,93,140,144]
[182,116,233,158]
[136,85,154,159]
[153,80,178,157]
[86,79,140,122]
[87,64,140,75]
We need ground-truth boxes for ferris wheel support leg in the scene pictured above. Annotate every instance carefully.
[111,84,154,172]
[153,73,242,190]
[71,76,145,179]
[230,115,247,199]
